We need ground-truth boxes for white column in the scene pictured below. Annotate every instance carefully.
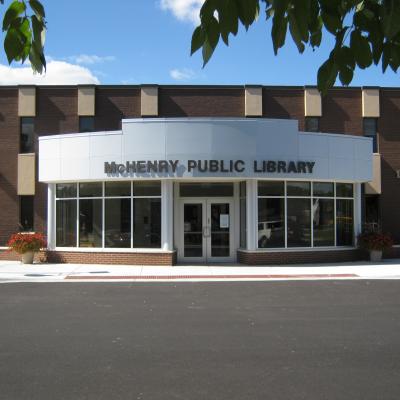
[161,180,174,251]
[47,183,56,250]
[246,179,257,251]
[354,182,362,245]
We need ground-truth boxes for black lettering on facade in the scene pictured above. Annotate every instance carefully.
[158,160,169,173]
[209,160,219,172]
[253,160,262,173]
[306,161,315,174]
[146,160,158,173]
[235,160,245,172]
[287,161,298,173]
[297,162,306,173]
[277,161,287,173]
[198,160,208,172]
[188,160,197,172]
[169,160,179,173]
[267,161,276,173]
[104,162,117,174]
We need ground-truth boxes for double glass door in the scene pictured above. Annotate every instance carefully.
[181,199,234,263]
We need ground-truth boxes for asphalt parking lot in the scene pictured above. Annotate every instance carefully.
[1,281,400,400]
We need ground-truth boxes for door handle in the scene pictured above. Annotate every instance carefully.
[203,226,211,238]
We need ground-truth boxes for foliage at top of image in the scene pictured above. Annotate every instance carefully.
[191,0,400,93]
[1,0,46,73]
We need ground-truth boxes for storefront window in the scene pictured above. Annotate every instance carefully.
[132,198,161,248]
[79,199,102,247]
[105,198,131,248]
[258,198,285,248]
[55,181,162,249]
[287,198,311,247]
[257,181,354,249]
[336,199,354,246]
[56,200,77,247]
[313,198,334,246]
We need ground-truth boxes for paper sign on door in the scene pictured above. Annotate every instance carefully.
[220,214,229,228]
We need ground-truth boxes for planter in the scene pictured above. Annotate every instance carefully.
[21,251,34,264]
[369,249,382,262]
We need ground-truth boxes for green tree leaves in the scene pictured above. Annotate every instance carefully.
[191,0,400,94]
[2,0,46,73]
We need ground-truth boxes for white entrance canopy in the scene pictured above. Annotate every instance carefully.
[39,118,372,183]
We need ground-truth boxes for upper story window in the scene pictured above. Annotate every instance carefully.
[79,116,95,133]
[20,196,34,232]
[20,117,35,153]
[363,117,378,153]
[305,117,320,132]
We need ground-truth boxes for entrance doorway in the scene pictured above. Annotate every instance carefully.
[179,198,234,263]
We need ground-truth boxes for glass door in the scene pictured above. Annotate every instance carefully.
[182,200,206,263]
[206,200,234,263]
[180,198,234,263]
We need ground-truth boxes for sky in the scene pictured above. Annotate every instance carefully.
[0,0,399,86]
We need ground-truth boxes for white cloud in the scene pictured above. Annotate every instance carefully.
[170,68,196,80]
[0,60,100,85]
[160,0,204,24]
[67,54,116,65]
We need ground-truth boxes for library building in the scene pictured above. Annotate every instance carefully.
[0,85,399,265]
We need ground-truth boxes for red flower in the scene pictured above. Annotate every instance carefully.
[7,232,47,254]
[358,232,393,251]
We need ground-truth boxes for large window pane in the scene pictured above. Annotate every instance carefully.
[79,199,102,247]
[258,198,285,248]
[105,181,131,197]
[287,198,311,247]
[313,199,334,246]
[56,183,77,198]
[313,182,334,197]
[287,181,311,196]
[133,181,161,196]
[336,199,354,246]
[336,183,353,198]
[105,199,131,248]
[132,198,161,248]
[20,196,34,232]
[56,200,77,247]
[258,181,284,196]
[79,182,102,197]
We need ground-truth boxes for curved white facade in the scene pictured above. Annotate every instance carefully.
[39,118,372,183]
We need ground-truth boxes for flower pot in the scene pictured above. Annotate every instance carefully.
[21,251,34,264]
[369,250,382,262]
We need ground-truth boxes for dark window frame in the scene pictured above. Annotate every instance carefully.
[19,196,34,232]
[20,117,35,153]
[363,117,378,153]
[79,116,95,133]
[305,117,320,132]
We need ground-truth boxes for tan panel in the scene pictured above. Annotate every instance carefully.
[141,86,158,116]
[18,153,36,195]
[304,87,322,116]
[78,86,96,116]
[362,88,380,117]
[245,86,262,116]
[18,86,36,116]
[365,153,381,194]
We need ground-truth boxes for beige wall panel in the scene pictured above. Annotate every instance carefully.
[18,153,36,195]
[365,153,381,194]
[18,86,36,116]
[304,87,322,116]
[141,86,158,116]
[78,86,96,116]
[362,88,380,117]
[245,86,262,116]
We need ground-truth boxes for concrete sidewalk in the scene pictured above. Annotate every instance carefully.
[1,259,400,282]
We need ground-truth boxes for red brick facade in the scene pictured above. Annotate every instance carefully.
[0,85,399,265]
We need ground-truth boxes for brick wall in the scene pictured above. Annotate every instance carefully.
[379,89,400,243]
[237,249,363,265]
[263,87,305,130]
[0,88,19,245]
[159,87,244,117]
